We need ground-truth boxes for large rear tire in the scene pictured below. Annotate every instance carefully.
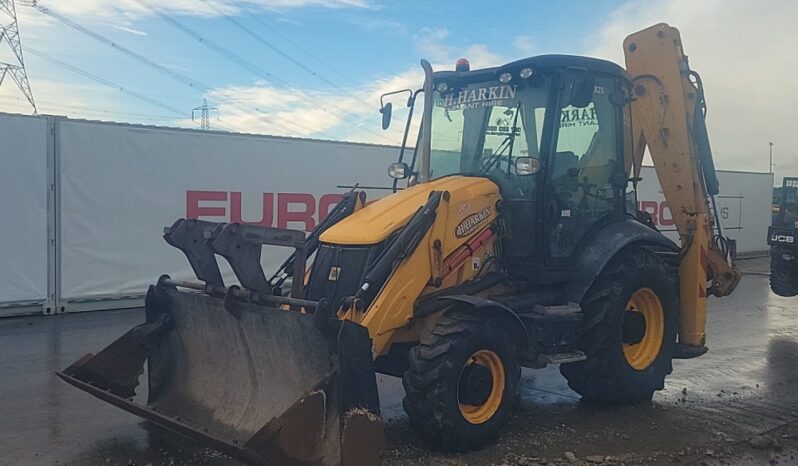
[560,248,678,404]
[770,249,798,297]
[402,311,520,451]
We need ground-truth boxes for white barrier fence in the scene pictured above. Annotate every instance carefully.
[57,119,398,305]
[0,113,774,315]
[0,114,51,316]
[636,167,773,254]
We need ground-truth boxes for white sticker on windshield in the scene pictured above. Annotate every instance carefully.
[437,84,518,110]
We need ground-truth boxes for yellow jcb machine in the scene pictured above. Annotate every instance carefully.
[58,24,740,465]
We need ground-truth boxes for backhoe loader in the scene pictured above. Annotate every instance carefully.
[769,177,798,296]
[58,23,740,465]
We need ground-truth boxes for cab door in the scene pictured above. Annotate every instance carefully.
[543,73,626,265]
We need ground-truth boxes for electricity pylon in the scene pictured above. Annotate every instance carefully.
[0,0,36,114]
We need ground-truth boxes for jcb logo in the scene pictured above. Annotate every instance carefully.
[771,234,795,244]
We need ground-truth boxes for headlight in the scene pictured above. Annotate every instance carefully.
[436,82,448,92]
[498,72,512,84]
[519,67,534,79]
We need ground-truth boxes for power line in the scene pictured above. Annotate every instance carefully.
[24,2,317,137]
[132,0,289,88]
[0,94,245,132]
[132,0,390,142]
[24,46,247,132]
[0,0,36,113]
[23,2,379,141]
[219,11,377,112]
[25,46,188,118]
[27,1,208,90]
[220,9,344,90]
[243,10,354,84]
[0,94,175,120]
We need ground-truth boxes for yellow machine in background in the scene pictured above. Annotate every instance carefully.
[58,24,740,465]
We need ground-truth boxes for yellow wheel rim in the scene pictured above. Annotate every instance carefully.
[458,350,505,425]
[623,288,665,370]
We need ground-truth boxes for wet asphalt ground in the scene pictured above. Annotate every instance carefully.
[2,257,797,465]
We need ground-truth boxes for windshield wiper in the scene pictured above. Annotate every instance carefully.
[478,103,522,176]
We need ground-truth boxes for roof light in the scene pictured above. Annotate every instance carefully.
[436,82,449,92]
[455,58,470,72]
[499,72,512,84]
[519,67,534,79]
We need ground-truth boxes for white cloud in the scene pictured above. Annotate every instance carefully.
[513,35,538,56]
[113,23,148,36]
[584,0,798,182]
[413,27,503,69]
[10,0,795,186]
[201,67,424,144]
[413,27,455,63]
[0,77,130,119]
[31,0,371,22]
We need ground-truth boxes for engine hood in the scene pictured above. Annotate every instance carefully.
[320,176,499,245]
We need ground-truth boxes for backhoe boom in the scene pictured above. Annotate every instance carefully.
[624,24,741,350]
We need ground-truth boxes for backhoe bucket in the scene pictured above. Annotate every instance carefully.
[56,218,383,466]
[57,283,383,465]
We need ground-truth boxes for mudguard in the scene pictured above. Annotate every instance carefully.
[433,294,529,350]
[563,218,679,303]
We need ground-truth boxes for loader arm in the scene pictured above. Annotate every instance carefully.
[623,24,741,350]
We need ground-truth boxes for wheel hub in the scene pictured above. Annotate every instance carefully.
[458,364,493,406]
[622,309,647,344]
[622,288,665,370]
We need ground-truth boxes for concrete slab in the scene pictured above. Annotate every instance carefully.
[1,258,796,465]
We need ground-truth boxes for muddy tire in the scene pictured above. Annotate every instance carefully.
[402,311,520,451]
[770,250,798,297]
[560,248,678,404]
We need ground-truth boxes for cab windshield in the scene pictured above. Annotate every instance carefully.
[429,74,551,181]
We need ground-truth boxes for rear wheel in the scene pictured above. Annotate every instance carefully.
[402,311,520,451]
[560,248,678,404]
[770,249,798,297]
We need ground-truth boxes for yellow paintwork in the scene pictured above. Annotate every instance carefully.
[340,24,729,358]
[321,176,498,247]
[623,287,665,370]
[459,350,505,425]
[624,23,740,346]
[678,213,709,345]
[333,176,501,354]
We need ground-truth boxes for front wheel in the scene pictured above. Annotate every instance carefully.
[770,248,798,297]
[560,248,679,404]
[402,311,520,451]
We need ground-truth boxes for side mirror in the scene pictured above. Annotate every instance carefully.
[380,102,393,130]
[388,162,410,179]
[515,157,540,176]
[570,74,595,108]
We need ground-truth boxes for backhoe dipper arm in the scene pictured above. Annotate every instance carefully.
[623,23,741,350]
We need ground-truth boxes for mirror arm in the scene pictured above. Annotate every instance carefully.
[380,89,412,110]
[418,59,434,183]
[393,93,419,192]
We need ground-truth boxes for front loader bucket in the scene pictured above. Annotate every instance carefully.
[57,281,383,466]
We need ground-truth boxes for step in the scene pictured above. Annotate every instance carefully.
[539,350,586,364]
[533,303,582,316]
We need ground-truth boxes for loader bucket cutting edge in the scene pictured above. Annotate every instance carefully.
[57,284,383,466]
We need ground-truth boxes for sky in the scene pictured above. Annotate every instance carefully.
[0,0,795,183]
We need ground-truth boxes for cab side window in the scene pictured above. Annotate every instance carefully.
[547,75,621,259]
